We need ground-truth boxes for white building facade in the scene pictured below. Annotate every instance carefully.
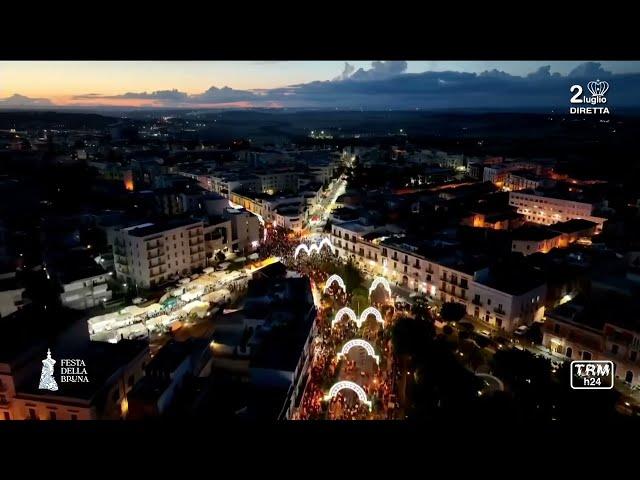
[113,220,206,289]
[509,191,606,231]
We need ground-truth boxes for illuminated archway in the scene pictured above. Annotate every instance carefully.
[331,307,358,328]
[309,243,321,255]
[318,238,335,254]
[337,339,380,365]
[324,274,346,294]
[369,277,392,298]
[324,381,372,410]
[358,306,384,328]
[294,243,310,259]
[476,373,505,392]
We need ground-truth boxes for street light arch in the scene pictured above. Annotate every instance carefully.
[324,381,372,410]
[324,274,346,294]
[331,307,358,328]
[369,277,392,299]
[358,306,385,328]
[294,243,310,259]
[337,339,380,365]
[318,238,335,254]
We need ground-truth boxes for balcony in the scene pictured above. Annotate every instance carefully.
[147,249,165,259]
[472,298,482,306]
[494,307,506,315]
[150,268,167,279]
[113,247,126,257]
[115,256,128,266]
[149,258,165,268]
[146,240,164,250]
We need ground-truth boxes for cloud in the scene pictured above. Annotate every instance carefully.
[264,62,639,109]
[348,61,408,81]
[2,62,638,110]
[190,86,256,103]
[568,62,611,78]
[333,62,356,81]
[72,86,256,106]
[525,65,560,80]
[0,94,54,107]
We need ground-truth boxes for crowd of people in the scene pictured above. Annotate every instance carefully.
[257,225,401,420]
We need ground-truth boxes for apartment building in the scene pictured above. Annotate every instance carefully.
[509,190,606,231]
[331,223,546,332]
[542,296,640,387]
[230,191,308,232]
[504,170,545,191]
[113,219,206,289]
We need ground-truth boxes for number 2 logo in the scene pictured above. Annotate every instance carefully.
[570,85,583,104]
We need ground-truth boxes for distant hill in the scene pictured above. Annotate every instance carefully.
[0,111,119,130]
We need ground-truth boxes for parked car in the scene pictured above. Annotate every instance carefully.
[514,325,529,336]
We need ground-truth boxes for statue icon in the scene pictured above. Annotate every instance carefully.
[38,349,58,391]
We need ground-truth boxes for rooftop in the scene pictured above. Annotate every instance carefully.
[549,218,599,234]
[246,277,316,372]
[478,260,546,295]
[548,292,640,332]
[145,338,207,375]
[511,226,561,242]
[123,218,201,238]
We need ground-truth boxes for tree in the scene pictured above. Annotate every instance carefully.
[391,316,435,361]
[440,302,466,323]
[350,286,369,312]
[337,258,364,292]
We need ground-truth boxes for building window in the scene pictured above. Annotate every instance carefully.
[487,298,491,306]
[554,324,560,335]
[28,408,37,420]
[582,351,592,360]
[631,351,638,362]
[611,344,619,355]
[70,414,78,420]
[3,411,9,420]
[49,411,57,420]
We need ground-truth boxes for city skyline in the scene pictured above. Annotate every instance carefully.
[2,60,640,110]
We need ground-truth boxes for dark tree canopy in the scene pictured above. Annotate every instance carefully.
[440,302,467,322]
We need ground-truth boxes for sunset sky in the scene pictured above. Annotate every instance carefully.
[1,61,639,109]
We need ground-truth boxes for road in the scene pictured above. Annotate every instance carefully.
[307,176,347,237]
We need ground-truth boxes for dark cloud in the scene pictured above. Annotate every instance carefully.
[348,61,408,81]
[333,62,356,81]
[568,62,611,78]
[73,87,255,105]
[526,65,561,80]
[190,86,256,103]
[2,62,639,110]
[266,62,638,109]
[0,94,54,107]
